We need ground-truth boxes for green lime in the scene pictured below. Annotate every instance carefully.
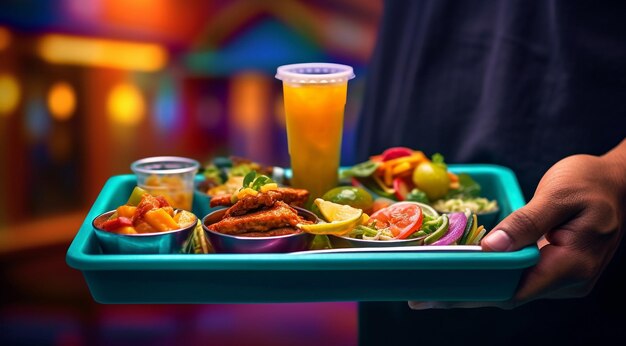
[321,186,374,213]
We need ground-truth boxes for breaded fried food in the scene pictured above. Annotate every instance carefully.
[209,194,233,208]
[224,190,282,217]
[209,187,310,209]
[276,187,310,207]
[208,201,304,235]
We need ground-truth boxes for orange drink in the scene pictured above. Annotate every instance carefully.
[276,63,355,199]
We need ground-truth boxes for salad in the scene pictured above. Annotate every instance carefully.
[198,156,278,197]
[299,199,488,246]
[341,147,498,213]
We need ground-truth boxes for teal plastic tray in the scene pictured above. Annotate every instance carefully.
[66,164,539,303]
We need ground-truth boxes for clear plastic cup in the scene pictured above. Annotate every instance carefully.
[275,63,355,199]
[131,156,200,211]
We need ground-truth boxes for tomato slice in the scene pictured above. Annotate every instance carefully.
[369,202,424,239]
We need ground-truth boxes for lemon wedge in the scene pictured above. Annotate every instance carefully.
[298,198,363,235]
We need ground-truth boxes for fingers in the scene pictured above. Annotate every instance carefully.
[408,243,591,310]
[513,243,596,302]
[482,196,576,252]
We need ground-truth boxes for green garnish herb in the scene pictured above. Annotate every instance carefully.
[240,171,275,192]
[340,160,381,179]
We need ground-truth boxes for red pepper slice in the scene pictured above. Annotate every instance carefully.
[381,147,413,161]
[393,177,414,201]
[369,203,423,239]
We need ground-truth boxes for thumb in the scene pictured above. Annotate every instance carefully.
[481,195,572,252]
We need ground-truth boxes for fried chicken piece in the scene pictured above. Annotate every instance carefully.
[274,187,310,207]
[209,194,233,208]
[209,201,303,235]
[209,187,310,209]
[224,190,299,217]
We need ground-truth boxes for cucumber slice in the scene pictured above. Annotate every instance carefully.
[459,211,475,245]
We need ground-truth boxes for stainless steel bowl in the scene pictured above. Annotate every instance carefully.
[202,207,318,253]
[93,210,197,254]
[328,234,424,249]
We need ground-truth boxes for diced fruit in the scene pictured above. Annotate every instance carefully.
[260,183,279,193]
[236,187,258,200]
[100,216,132,232]
[126,186,149,206]
[135,221,155,233]
[144,208,180,232]
[173,210,197,228]
[116,226,138,235]
[116,205,137,218]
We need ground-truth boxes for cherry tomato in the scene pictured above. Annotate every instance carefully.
[369,202,423,239]
[381,147,414,161]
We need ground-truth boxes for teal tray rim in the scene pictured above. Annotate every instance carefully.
[67,164,539,272]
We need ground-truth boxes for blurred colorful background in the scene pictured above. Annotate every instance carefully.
[0,0,381,344]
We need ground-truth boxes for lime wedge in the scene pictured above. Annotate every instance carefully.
[298,199,363,235]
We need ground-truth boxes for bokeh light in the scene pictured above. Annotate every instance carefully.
[37,34,168,72]
[48,81,76,121]
[0,26,11,51]
[107,82,145,125]
[0,74,21,116]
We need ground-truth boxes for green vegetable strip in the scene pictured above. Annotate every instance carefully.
[470,228,487,245]
[424,214,449,245]
[411,230,428,238]
[459,211,475,245]
[340,160,380,178]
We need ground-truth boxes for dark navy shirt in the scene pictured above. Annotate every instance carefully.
[356,1,626,345]
[357,0,626,200]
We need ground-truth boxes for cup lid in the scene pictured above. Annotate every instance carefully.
[131,156,200,175]
[275,63,355,84]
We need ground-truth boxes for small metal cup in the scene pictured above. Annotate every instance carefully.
[202,207,318,254]
[93,210,197,254]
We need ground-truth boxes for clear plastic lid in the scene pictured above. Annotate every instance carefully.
[275,63,355,84]
[130,156,200,175]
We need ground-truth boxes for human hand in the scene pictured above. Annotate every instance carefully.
[410,140,626,310]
